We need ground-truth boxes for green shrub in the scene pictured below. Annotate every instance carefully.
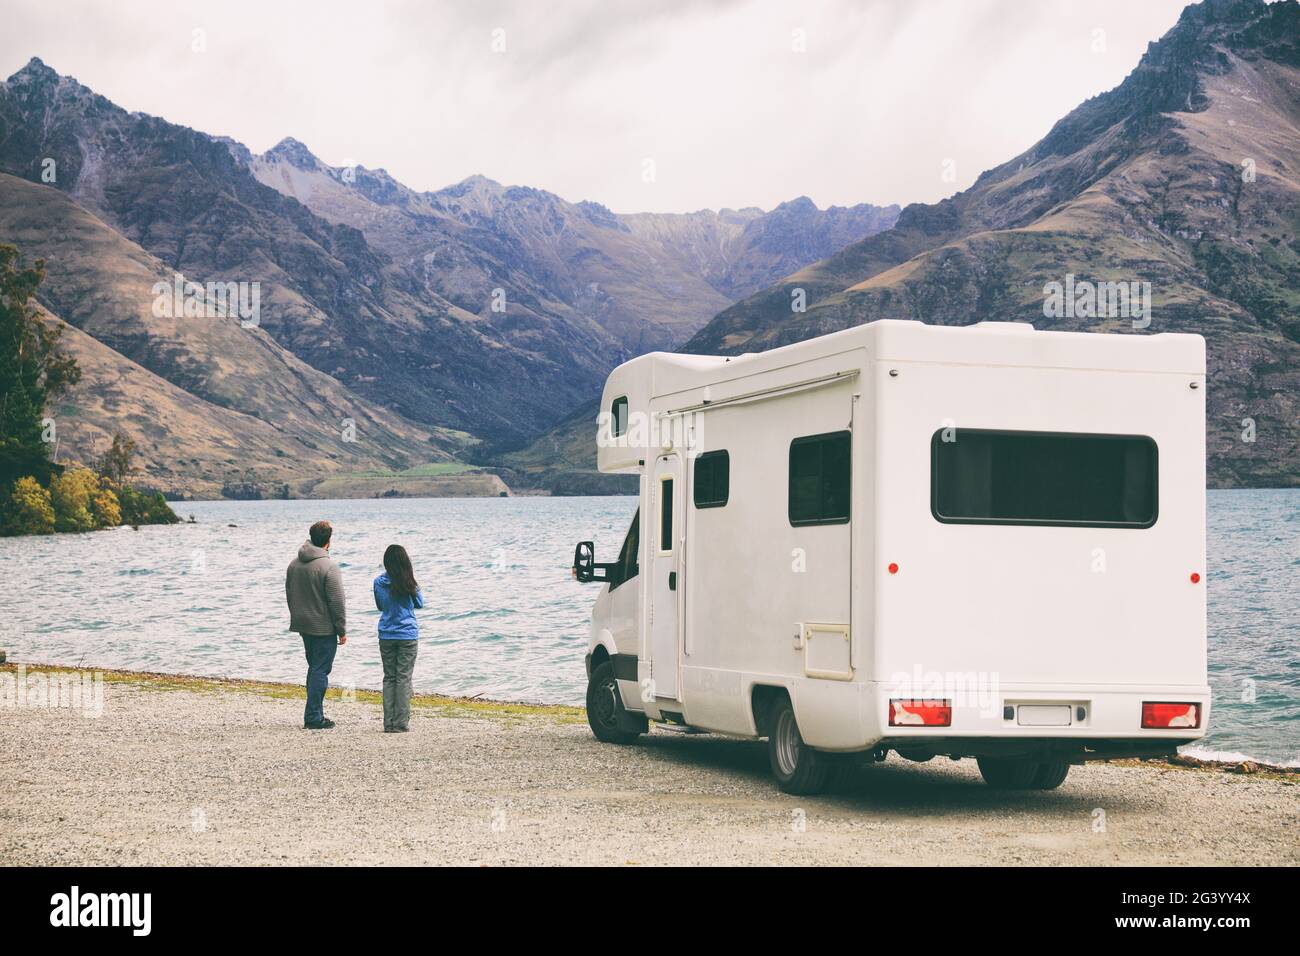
[117,485,179,526]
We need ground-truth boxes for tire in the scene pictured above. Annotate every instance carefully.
[976,756,1040,789]
[823,753,860,792]
[1032,761,1070,790]
[896,750,934,763]
[766,696,830,795]
[586,660,644,745]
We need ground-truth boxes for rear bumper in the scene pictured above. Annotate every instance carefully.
[879,737,1194,764]
[797,679,1211,752]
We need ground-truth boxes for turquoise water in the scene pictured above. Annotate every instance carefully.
[1,492,1295,764]
[1201,489,1300,765]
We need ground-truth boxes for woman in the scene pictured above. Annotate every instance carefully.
[374,544,424,732]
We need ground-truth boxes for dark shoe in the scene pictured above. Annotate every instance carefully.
[304,718,336,730]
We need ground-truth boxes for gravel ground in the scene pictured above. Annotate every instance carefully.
[1,671,1296,866]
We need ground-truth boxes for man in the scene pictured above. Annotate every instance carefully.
[285,520,347,729]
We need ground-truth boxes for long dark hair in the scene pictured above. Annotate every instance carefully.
[383,544,419,600]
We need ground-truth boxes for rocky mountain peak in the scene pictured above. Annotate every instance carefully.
[576,199,623,230]
[7,56,60,86]
[2,56,94,110]
[442,173,505,198]
[1179,0,1269,30]
[766,196,819,218]
[262,136,321,170]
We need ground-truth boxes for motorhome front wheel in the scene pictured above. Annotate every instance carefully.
[585,660,646,745]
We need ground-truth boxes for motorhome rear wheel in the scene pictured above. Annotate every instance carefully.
[977,756,1072,790]
[767,696,833,794]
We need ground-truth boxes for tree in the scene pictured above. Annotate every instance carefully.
[2,475,55,535]
[49,466,99,533]
[0,245,80,489]
[90,486,122,528]
[118,485,180,527]
[96,433,137,486]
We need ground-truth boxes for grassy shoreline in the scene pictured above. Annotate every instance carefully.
[1,660,1294,780]
[0,660,584,723]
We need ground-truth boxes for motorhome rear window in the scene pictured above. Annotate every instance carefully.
[931,429,1157,528]
[611,396,629,437]
[693,450,729,508]
[789,431,851,526]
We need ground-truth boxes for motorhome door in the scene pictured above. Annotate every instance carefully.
[649,453,682,700]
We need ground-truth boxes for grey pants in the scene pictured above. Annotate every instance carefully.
[379,639,419,731]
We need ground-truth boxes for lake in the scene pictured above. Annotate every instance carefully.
[2,492,1296,765]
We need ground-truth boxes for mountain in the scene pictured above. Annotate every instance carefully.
[679,0,1300,488]
[0,172,460,498]
[0,60,603,445]
[0,58,898,485]
[510,0,1300,492]
[621,198,900,302]
[248,137,898,374]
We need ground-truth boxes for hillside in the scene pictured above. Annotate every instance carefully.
[0,61,607,444]
[510,0,1300,491]
[0,56,898,492]
[680,0,1300,488]
[0,173,453,498]
[496,399,635,496]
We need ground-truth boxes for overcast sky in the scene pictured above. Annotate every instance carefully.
[1,0,1193,214]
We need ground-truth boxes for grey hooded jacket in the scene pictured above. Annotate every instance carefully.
[286,542,347,637]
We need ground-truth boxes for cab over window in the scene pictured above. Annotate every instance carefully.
[611,396,629,437]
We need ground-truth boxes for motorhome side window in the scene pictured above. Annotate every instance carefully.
[611,396,629,437]
[658,477,674,552]
[788,431,851,526]
[609,510,639,590]
[931,429,1158,528]
[693,450,729,508]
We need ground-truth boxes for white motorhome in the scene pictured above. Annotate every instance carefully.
[573,320,1209,794]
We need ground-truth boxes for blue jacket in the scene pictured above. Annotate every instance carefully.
[373,573,423,640]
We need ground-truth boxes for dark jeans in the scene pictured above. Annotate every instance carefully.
[301,634,337,726]
[379,639,419,731]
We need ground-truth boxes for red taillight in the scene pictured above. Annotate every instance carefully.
[1141,702,1201,729]
[889,699,951,727]
[887,562,899,575]
[1190,572,1201,584]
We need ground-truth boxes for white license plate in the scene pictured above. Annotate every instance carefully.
[1017,705,1072,727]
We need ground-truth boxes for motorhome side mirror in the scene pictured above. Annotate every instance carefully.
[573,541,613,584]
[573,541,596,582]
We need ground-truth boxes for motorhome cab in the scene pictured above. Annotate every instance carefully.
[573,320,1209,794]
